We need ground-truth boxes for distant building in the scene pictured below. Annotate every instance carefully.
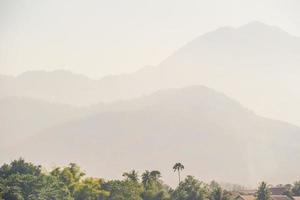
[236,195,293,200]
[236,195,255,200]
[238,190,257,195]
[236,186,300,200]
[271,195,293,200]
[270,187,287,195]
[237,187,287,196]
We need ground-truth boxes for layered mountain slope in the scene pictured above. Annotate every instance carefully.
[0,97,86,147]
[0,70,98,105]
[6,86,300,186]
[1,22,300,124]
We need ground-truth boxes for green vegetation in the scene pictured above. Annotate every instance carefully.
[292,182,300,196]
[256,182,270,200]
[1,159,300,200]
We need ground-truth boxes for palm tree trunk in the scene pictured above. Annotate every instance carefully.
[178,170,180,184]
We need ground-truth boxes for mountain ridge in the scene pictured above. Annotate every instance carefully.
[3,85,300,186]
[1,21,300,126]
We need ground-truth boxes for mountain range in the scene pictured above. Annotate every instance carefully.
[1,22,300,125]
[1,22,300,186]
[2,86,300,186]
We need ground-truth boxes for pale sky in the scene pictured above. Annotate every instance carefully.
[0,0,300,79]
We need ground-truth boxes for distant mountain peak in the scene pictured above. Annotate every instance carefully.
[198,21,290,41]
[241,21,269,28]
[238,21,288,35]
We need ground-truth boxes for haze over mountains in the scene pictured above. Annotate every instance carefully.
[1,22,300,186]
[1,22,300,125]
[3,86,300,186]
[0,97,87,147]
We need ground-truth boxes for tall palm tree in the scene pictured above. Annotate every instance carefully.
[142,170,152,187]
[173,162,184,184]
[122,170,139,182]
[141,170,162,188]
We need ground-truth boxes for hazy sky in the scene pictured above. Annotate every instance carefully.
[1,0,300,78]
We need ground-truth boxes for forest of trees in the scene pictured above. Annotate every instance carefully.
[1,159,300,200]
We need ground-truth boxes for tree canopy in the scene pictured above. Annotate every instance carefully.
[1,159,300,200]
[256,182,270,200]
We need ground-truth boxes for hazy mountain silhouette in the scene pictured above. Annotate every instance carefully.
[0,97,87,147]
[5,86,300,186]
[1,21,300,124]
[0,70,99,105]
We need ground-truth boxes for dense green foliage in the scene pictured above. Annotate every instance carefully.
[292,182,300,196]
[1,159,300,200]
[0,159,71,200]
